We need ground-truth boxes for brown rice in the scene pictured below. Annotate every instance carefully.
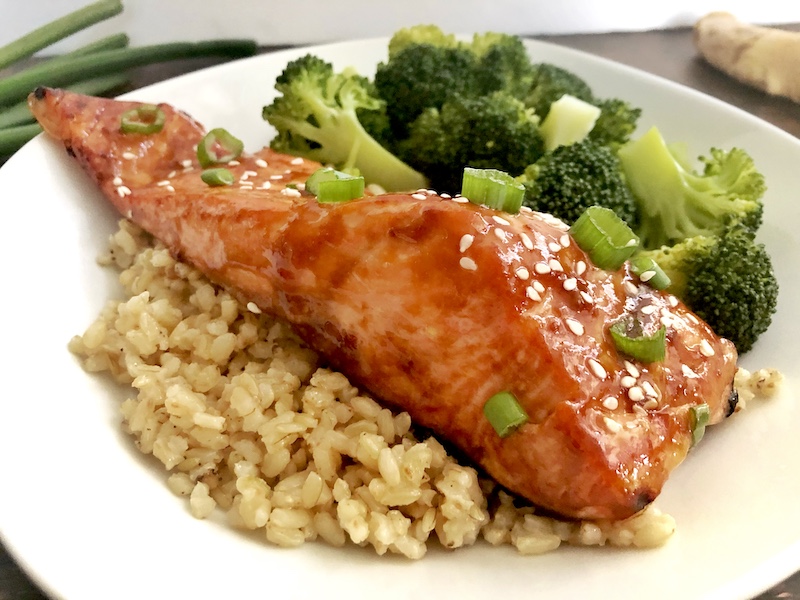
[68,218,775,558]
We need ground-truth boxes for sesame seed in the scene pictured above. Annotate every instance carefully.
[548,259,563,272]
[640,270,656,282]
[255,159,268,168]
[156,180,171,186]
[122,151,137,160]
[624,281,639,296]
[580,291,594,304]
[687,313,700,325]
[452,196,469,203]
[228,160,241,166]
[559,234,571,248]
[411,193,427,200]
[440,193,452,199]
[621,375,637,388]
[534,262,551,275]
[681,364,697,378]
[642,381,658,398]
[460,257,478,271]
[165,185,175,193]
[526,285,541,301]
[167,170,177,178]
[515,267,530,281]
[589,359,607,380]
[643,398,659,410]
[601,396,618,410]
[112,176,123,186]
[563,278,577,291]
[565,318,584,336]
[260,181,272,190]
[281,188,302,197]
[533,281,545,294]
[270,174,284,180]
[116,185,131,197]
[604,417,622,433]
[624,361,640,378]
[628,386,645,402]
[181,159,192,168]
[668,296,679,308]
[699,339,715,357]
[290,157,304,165]
[494,228,507,241]
[519,205,533,213]
[246,302,262,314]
[492,215,511,226]
[548,242,562,253]
[660,315,674,328]
[459,234,474,253]
[575,261,586,276]
[240,183,254,189]
[640,305,657,315]
[520,232,534,250]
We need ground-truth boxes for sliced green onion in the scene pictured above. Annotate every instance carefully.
[201,167,234,187]
[460,167,525,213]
[609,316,666,362]
[483,391,529,438]
[0,122,42,156]
[570,206,639,270]
[307,167,364,203]
[630,255,671,290]
[120,105,165,135]
[197,127,244,167]
[689,403,710,447]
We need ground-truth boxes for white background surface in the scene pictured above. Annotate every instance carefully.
[1,0,799,51]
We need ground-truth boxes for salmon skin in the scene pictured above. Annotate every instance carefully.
[30,88,738,521]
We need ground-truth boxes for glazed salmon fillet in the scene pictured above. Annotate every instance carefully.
[30,88,738,521]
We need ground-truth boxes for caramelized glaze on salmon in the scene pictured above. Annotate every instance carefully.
[30,88,738,520]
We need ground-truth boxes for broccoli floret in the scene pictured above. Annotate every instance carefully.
[397,91,545,194]
[375,26,541,140]
[588,97,642,149]
[524,63,594,119]
[618,126,765,250]
[262,54,427,192]
[374,43,480,140]
[638,227,778,353]
[469,32,536,99]
[520,139,638,227]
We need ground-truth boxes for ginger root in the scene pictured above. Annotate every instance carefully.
[694,12,800,103]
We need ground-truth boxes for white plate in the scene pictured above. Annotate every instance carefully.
[1,37,799,600]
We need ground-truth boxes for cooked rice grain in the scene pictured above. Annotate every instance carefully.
[70,219,683,558]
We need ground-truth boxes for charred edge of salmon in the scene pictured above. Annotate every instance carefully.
[726,386,739,417]
[33,86,48,100]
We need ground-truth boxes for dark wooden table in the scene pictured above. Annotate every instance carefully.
[1,25,798,600]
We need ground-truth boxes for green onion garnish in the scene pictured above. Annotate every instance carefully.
[609,316,666,362]
[570,206,639,270]
[201,167,234,187]
[306,167,365,203]
[197,127,244,167]
[689,403,710,447]
[120,104,165,135]
[460,167,525,213]
[630,255,671,290]
[483,391,529,438]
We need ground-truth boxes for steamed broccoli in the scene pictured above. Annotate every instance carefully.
[524,63,594,119]
[618,126,765,250]
[397,91,545,193]
[520,139,638,226]
[524,64,640,148]
[374,26,537,140]
[637,227,778,353]
[261,54,427,192]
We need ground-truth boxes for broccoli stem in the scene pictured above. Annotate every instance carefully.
[0,0,123,70]
[0,39,258,108]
